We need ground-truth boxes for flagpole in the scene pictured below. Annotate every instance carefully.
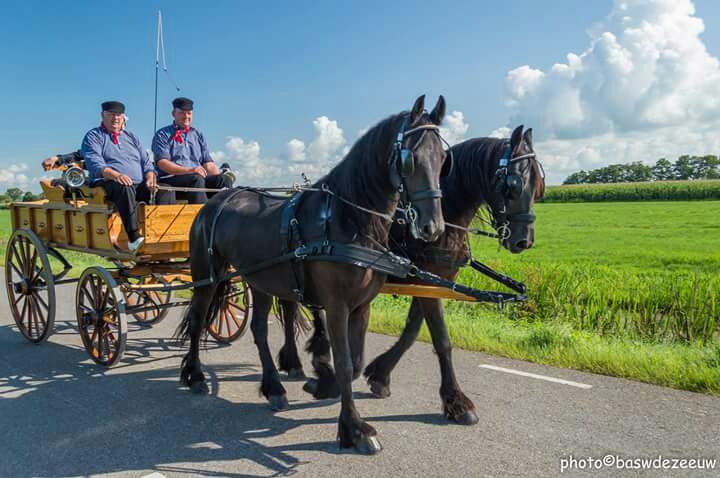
[153,11,161,136]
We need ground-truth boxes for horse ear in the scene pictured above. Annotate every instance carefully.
[410,95,426,125]
[429,95,446,125]
[523,127,533,149]
[510,125,524,151]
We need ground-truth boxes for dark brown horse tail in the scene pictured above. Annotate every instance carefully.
[174,274,231,345]
[273,298,312,336]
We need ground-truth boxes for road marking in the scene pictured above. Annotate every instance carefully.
[141,473,166,478]
[479,364,593,389]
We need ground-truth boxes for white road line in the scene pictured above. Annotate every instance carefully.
[141,473,166,478]
[479,364,593,389]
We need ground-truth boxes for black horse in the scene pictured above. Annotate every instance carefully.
[279,125,544,425]
[177,95,450,454]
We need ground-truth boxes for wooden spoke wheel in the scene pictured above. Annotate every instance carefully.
[208,281,252,343]
[123,275,172,326]
[76,267,127,367]
[5,229,56,344]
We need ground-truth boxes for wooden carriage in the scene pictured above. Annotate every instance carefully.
[5,180,251,366]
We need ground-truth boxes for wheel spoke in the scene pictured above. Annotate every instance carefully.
[230,310,243,330]
[29,295,46,329]
[33,292,50,314]
[12,242,26,277]
[9,260,23,280]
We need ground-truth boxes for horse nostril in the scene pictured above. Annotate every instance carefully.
[422,223,438,239]
[515,239,529,249]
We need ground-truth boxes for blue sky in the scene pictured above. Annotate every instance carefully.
[2,0,720,188]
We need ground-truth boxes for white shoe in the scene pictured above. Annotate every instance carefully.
[128,236,145,253]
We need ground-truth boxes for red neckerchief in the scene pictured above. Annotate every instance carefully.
[174,124,190,144]
[101,124,121,145]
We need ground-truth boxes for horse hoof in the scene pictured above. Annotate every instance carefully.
[190,381,209,395]
[355,436,383,455]
[453,410,479,426]
[368,380,391,399]
[269,394,289,411]
[287,368,306,380]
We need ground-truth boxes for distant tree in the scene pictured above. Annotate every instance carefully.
[690,155,720,179]
[21,191,37,202]
[563,170,589,184]
[625,162,653,182]
[5,188,23,201]
[652,158,674,180]
[673,155,694,180]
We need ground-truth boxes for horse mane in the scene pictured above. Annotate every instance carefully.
[440,137,503,222]
[315,111,433,244]
[441,136,545,222]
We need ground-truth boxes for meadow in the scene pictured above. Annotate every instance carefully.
[1,201,719,393]
[370,200,720,394]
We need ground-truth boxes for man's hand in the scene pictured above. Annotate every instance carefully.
[115,174,133,186]
[191,166,207,178]
[145,172,158,192]
[42,156,59,171]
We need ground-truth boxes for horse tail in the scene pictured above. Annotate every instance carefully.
[274,298,312,336]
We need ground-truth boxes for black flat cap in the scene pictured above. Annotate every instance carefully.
[101,101,125,113]
[172,97,194,111]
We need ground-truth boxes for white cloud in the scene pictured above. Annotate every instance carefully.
[0,163,31,188]
[211,115,348,186]
[286,139,306,162]
[307,116,346,164]
[439,111,469,146]
[489,126,511,139]
[502,0,720,184]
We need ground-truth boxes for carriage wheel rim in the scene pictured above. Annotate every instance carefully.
[5,229,56,344]
[208,282,252,342]
[76,267,126,366]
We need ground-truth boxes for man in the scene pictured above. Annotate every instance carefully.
[82,101,174,252]
[152,97,231,204]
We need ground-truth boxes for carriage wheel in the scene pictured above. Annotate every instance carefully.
[5,229,56,343]
[76,267,127,366]
[123,275,172,326]
[208,281,252,343]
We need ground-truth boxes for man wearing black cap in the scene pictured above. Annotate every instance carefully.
[152,97,232,204]
[81,101,174,253]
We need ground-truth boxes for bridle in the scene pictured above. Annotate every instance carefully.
[490,140,539,240]
[389,114,453,238]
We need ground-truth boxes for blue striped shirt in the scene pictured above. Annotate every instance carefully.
[151,124,213,178]
[81,127,154,185]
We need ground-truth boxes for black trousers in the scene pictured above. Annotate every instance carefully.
[159,173,231,204]
[98,180,175,242]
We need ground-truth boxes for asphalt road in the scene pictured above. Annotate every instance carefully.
[1,282,718,477]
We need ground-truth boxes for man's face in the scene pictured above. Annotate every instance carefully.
[102,111,125,133]
[173,108,192,129]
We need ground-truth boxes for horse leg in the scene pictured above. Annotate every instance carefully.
[349,304,370,381]
[179,284,217,395]
[326,303,382,454]
[420,297,478,425]
[276,299,306,379]
[364,298,424,398]
[303,309,341,399]
[250,289,288,411]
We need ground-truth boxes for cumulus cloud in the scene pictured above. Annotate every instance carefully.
[307,116,347,164]
[503,0,720,184]
[439,111,469,146]
[0,163,31,187]
[212,115,348,186]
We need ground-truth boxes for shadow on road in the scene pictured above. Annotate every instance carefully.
[0,323,450,477]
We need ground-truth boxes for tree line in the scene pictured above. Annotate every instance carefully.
[0,188,43,205]
[563,155,720,184]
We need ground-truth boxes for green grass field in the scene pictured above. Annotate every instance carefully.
[370,200,720,394]
[1,203,719,393]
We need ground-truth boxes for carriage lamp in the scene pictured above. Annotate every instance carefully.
[61,166,87,189]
